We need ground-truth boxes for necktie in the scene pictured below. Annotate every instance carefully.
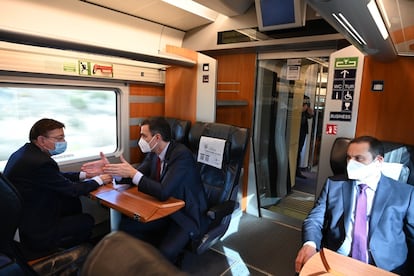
[155,157,161,181]
[351,184,368,263]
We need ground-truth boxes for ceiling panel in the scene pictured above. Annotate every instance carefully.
[84,0,213,31]
[83,0,414,57]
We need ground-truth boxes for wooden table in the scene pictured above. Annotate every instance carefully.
[90,184,185,223]
[299,248,397,276]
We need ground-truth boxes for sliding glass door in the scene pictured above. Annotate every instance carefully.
[253,56,328,219]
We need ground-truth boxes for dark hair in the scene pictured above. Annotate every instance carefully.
[303,95,311,107]
[141,117,171,142]
[349,136,384,159]
[29,118,65,142]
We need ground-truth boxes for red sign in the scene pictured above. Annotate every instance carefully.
[326,124,337,135]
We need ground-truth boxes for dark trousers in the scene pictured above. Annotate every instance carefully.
[119,216,190,263]
[54,196,94,249]
[22,197,94,253]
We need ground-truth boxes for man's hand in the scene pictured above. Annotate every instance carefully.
[295,244,317,273]
[103,154,137,179]
[81,152,110,178]
[98,174,113,185]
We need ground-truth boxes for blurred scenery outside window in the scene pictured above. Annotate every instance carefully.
[0,85,117,171]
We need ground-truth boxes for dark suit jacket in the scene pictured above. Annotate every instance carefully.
[134,141,209,238]
[303,174,414,273]
[3,143,100,245]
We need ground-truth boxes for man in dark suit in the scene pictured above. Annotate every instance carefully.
[101,117,209,263]
[296,95,314,179]
[295,136,414,275]
[3,118,113,256]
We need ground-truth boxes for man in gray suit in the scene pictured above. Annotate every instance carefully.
[295,136,414,275]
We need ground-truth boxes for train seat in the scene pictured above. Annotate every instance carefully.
[187,121,249,254]
[81,231,187,275]
[0,173,91,275]
[329,137,351,176]
[164,117,191,145]
[0,172,36,275]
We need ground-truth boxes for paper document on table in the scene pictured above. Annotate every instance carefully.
[197,136,226,169]
[112,178,130,191]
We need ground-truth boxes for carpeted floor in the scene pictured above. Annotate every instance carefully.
[181,213,302,275]
[267,190,315,221]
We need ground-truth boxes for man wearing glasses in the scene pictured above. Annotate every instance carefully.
[3,118,112,259]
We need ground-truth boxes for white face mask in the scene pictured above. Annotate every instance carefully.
[138,136,157,153]
[347,159,380,181]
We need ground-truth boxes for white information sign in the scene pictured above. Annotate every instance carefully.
[197,136,226,169]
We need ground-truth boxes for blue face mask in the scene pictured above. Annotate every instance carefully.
[49,141,67,155]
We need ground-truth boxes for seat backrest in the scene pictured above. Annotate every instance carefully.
[188,122,249,207]
[187,122,249,254]
[383,141,414,184]
[381,162,410,183]
[164,117,191,145]
[330,137,351,175]
[0,173,36,275]
[0,173,92,275]
[82,231,187,276]
[0,173,23,256]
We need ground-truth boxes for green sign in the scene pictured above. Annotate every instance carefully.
[335,57,358,68]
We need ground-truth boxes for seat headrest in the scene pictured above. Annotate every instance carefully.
[383,141,414,184]
[381,162,410,183]
[330,137,351,175]
[164,117,191,145]
[188,122,249,166]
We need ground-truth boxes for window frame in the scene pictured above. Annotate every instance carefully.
[0,75,130,172]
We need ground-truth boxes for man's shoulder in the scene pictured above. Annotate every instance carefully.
[381,174,414,191]
[170,141,192,154]
[8,143,51,166]
[327,174,349,182]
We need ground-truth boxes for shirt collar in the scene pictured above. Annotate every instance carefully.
[158,142,170,162]
[355,173,380,191]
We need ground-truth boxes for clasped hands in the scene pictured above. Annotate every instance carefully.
[81,152,138,183]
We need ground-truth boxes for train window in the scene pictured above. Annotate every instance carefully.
[0,84,118,171]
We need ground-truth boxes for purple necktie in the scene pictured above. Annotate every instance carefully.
[351,184,368,263]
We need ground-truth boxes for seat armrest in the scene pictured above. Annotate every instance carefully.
[207,200,236,220]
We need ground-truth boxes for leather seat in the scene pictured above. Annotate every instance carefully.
[329,137,351,176]
[164,117,191,145]
[0,172,36,275]
[187,121,249,254]
[81,231,187,276]
[0,173,92,275]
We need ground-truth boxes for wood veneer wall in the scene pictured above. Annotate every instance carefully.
[129,84,165,163]
[209,53,256,210]
[165,45,198,122]
[212,53,256,129]
[356,56,414,145]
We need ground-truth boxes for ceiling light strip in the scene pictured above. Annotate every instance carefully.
[162,0,219,21]
[332,13,367,45]
[367,0,389,40]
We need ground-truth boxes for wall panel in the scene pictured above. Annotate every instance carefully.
[129,84,165,163]
[356,56,414,145]
[210,53,256,210]
[165,45,198,121]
